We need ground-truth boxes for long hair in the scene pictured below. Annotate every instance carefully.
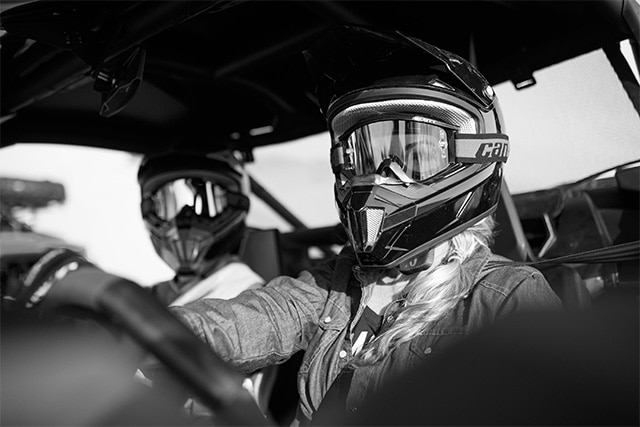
[353,216,496,366]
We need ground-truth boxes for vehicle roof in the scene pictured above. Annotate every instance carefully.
[0,0,636,156]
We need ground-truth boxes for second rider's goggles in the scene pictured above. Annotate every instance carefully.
[330,116,510,185]
[143,175,248,225]
[148,178,230,221]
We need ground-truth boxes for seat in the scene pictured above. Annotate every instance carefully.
[493,180,592,310]
[239,228,283,282]
[238,228,302,424]
[493,181,536,263]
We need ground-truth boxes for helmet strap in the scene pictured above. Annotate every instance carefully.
[398,249,434,274]
[398,241,449,275]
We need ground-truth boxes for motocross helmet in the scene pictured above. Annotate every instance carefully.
[138,151,250,277]
[305,25,509,272]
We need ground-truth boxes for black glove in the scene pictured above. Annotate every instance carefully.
[2,248,93,313]
[7,248,151,373]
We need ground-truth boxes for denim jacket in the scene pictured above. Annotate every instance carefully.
[170,245,561,424]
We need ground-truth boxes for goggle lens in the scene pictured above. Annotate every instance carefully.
[338,120,451,183]
[150,178,228,221]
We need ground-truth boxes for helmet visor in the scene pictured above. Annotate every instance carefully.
[333,119,451,184]
[150,178,229,221]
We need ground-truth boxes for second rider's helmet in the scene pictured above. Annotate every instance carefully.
[305,25,509,272]
[138,151,250,277]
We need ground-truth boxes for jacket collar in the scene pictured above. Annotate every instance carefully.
[460,244,493,297]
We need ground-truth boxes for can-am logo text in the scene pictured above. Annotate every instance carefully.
[475,142,509,160]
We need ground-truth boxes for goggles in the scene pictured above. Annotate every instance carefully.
[330,115,509,186]
[143,177,245,223]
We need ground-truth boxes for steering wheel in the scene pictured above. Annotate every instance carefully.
[11,248,270,426]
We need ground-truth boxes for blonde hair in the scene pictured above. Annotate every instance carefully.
[353,216,496,366]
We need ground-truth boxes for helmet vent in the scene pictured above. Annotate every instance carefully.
[363,207,384,250]
[332,99,477,138]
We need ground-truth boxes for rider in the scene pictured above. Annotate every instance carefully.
[137,150,275,416]
[138,150,261,305]
[168,25,562,425]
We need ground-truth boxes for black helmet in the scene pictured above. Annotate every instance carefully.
[305,25,509,271]
[138,151,250,277]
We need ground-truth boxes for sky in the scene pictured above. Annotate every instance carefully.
[1,44,638,287]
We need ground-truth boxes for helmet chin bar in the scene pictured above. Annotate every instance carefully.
[338,163,502,269]
[149,207,246,276]
[346,206,385,252]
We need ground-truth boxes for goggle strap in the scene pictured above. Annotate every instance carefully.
[226,192,250,210]
[330,144,345,173]
[454,133,510,163]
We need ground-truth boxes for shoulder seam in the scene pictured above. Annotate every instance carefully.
[477,268,538,298]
